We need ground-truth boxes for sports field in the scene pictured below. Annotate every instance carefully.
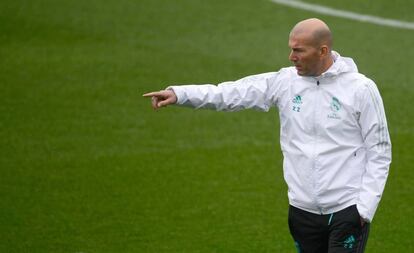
[1,0,413,252]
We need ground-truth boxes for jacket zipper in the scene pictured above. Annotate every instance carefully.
[312,79,323,214]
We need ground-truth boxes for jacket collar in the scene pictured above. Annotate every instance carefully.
[300,51,359,83]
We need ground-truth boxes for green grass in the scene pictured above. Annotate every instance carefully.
[1,0,413,252]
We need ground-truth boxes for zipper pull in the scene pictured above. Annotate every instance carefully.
[317,80,320,86]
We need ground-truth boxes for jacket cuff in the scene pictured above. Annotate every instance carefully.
[166,86,185,105]
[356,203,372,223]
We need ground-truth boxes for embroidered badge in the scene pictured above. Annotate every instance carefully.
[327,96,341,119]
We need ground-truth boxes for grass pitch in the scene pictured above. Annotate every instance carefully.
[1,0,413,252]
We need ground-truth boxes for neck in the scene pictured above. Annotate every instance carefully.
[316,55,334,76]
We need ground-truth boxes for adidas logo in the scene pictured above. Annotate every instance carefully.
[343,235,356,249]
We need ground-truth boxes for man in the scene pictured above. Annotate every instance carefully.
[143,18,391,253]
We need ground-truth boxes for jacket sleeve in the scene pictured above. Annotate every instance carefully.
[356,80,392,222]
[167,72,281,112]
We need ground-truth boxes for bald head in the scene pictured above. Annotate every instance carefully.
[288,18,334,76]
[290,18,332,50]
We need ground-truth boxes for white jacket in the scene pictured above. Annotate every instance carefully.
[168,52,391,222]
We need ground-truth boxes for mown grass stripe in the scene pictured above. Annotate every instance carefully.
[270,0,414,30]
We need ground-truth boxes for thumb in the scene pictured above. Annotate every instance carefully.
[157,99,170,108]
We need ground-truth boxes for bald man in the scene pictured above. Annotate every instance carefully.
[143,18,391,253]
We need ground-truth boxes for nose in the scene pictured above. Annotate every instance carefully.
[289,51,297,62]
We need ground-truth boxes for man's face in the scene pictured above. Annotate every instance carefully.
[288,33,322,76]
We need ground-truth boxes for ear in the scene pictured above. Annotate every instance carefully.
[320,45,329,57]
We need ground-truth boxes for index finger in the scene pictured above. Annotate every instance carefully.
[142,91,160,97]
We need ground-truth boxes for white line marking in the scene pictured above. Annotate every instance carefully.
[270,0,414,30]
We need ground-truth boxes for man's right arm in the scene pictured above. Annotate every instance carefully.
[144,72,281,112]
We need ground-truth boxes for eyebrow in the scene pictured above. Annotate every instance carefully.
[291,47,305,52]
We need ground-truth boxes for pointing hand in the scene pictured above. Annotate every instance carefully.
[143,89,177,110]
